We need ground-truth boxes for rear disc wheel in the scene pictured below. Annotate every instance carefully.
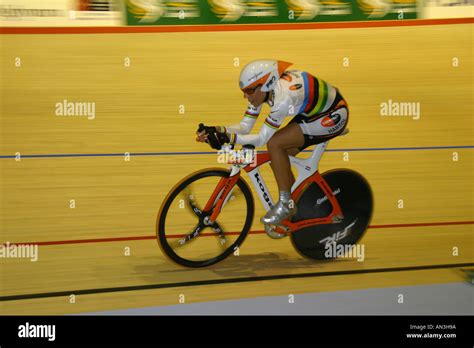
[290,169,373,260]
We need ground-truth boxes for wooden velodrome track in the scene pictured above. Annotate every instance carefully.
[0,20,473,314]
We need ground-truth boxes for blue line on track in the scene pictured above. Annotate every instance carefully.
[0,145,472,159]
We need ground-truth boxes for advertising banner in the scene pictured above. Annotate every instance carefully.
[125,0,418,26]
[0,0,123,26]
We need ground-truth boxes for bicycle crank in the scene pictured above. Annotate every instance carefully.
[264,223,290,239]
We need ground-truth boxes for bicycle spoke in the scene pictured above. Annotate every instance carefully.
[210,221,228,248]
[181,189,204,218]
[171,223,204,249]
[171,184,237,251]
[183,189,228,247]
[186,190,205,217]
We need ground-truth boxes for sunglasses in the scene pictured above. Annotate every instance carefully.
[242,84,261,95]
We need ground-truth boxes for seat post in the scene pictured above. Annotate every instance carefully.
[309,141,328,169]
[289,141,328,192]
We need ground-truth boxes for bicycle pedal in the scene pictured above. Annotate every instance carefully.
[332,214,344,223]
[264,224,288,239]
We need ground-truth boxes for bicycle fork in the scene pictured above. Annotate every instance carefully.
[204,165,242,224]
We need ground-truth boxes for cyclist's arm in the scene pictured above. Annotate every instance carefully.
[232,98,290,147]
[233,109,287,147]
[231,121,277,147]
[225,104,262,135]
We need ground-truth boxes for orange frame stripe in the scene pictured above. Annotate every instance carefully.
[1,18,472,35]
[204,176,227,212]
[244,152,271,172]
[273,171,343,234]
[209,174,240,221]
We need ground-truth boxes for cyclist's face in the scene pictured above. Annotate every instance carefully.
[243,85,266,106]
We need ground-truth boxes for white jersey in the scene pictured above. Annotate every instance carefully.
[226,70,339,147]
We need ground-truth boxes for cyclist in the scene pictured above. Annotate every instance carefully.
[196,59,349,226]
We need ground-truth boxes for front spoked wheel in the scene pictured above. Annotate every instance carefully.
[157,168,254,268]
[290,169,373,260]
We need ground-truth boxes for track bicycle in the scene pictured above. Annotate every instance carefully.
[157,127,373,267]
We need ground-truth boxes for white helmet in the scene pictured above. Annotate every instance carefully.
[239,59,293,93]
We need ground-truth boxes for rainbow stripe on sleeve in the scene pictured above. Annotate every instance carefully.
[244,110,259,119]
[264,117,280,130]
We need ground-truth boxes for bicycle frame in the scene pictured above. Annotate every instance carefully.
[204,141,344,235]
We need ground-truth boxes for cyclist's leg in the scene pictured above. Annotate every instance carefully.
[261,122,304,225]
[267,122,305,193]
[286,148,300,156]
[262,95,349,225]
[267,116,329,193]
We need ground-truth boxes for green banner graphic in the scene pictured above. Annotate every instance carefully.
[125,0,417,26]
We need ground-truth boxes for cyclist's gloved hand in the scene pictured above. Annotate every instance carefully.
[196,123,234,150]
